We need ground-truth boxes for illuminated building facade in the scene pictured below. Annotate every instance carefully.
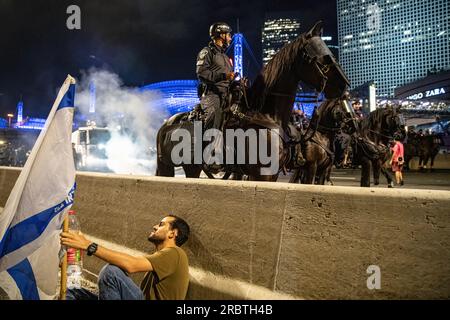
[395,69,450,101]
[16,101,23,123]
[338,0,450,97]
[262,13,301,65]
[141,80,200,115]
[262,13,332,116]
[15,118,46,130]
[233,33,244,79]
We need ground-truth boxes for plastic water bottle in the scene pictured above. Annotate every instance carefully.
[66,210,83,289]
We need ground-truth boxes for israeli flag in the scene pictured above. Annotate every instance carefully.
[0,75,77,300]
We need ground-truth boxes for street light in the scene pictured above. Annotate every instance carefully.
[7,114,14,128]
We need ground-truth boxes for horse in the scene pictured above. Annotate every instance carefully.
[404,132,442,171]
[350,106,405,187]
[156,21,349,181]
[288,98,355,184]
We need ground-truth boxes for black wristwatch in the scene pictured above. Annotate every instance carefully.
[87,242,98,256]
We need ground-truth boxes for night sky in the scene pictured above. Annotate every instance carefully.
[0,0,337,118]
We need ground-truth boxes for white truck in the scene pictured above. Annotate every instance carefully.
[71,126,112,171]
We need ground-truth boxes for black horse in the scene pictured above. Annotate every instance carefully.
[404,132,442,171]
[156,21,349,181]
[288,98,355,184]
[350,106,405,187]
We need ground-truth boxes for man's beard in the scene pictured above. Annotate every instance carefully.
[148,235,164,245]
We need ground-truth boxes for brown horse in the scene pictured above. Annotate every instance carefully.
[156,21,349,181]
[288,98,355,184]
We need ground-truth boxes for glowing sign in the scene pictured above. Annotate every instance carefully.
[407,88,446,100]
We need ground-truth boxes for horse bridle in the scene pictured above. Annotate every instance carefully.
[302,36,349,93]
[368,111,404,140]
[267,36,338,98]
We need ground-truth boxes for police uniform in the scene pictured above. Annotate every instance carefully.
[196,41,233,130]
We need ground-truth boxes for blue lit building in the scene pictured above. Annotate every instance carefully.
[233,33,244,79]
[17,100,23,123]
[141,78,321,118]
[15,117,46,130]
[294,92,326,117]
[0,118,7,128]
[141,80,200,116]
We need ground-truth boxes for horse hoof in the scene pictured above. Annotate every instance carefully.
[374,181,379,186]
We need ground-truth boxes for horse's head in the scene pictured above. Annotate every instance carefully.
[315,98,354,133]
[295,21,350,99]
[251,21,350,124]
[383,105,406,137]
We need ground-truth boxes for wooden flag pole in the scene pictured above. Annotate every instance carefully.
[60,216,69,300]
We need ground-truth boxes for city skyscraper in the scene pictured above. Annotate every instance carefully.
[262,12,301,65]
[261,12,340,116]
[337,0,450,97]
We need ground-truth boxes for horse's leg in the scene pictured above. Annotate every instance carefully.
[373,159,381,186]
[230,172,243,180]
[430,154,436,171]
[318,160,332,185]
[380,165,393,186]
[322,165,334,186]
[317,169,326,185]
[156,157,175,177]
[302,163,317,184]
[404,156,411,171]
[222,171,232,180]
[289,168,300,183]
[423,155,429,170]
[360,157,371,187]
[183,165,202,178]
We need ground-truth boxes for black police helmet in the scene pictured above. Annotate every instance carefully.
[209,22,232,39]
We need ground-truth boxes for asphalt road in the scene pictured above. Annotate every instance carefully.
[278,168,450,190]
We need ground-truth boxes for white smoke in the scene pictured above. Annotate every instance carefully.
[76,69,167,175]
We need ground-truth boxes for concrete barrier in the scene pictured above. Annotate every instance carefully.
[1,166,449,299]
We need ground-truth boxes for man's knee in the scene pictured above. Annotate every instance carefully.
[98,264,126,285]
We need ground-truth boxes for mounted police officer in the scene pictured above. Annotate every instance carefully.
[196,22,235,169]
[196,22,234,130]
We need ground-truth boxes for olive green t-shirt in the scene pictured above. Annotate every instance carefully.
[140,246,189,300]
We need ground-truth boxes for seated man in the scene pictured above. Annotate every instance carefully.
[60,215,190,300]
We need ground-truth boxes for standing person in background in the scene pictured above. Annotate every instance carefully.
[352,101,364,119]
[390,135,405,186]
